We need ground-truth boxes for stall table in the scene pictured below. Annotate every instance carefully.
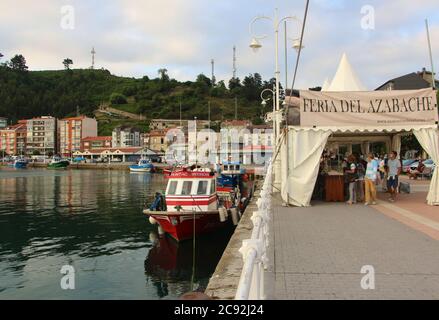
[325,173,345,202]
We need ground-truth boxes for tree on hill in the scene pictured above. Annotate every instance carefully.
[9,54,28,71]
[158,68,169,82]
[110,93,128,105]
[63,58,73,70]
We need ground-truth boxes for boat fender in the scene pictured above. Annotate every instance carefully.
[149,216,158,225]
[230,208,239,226]
[158,225,165,236]
[219,208,227,222]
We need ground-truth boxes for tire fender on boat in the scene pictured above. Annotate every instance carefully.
[219,208,228,222]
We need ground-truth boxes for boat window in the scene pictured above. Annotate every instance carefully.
[210,180,216,194]
[180,181,193,195]
[167,181,178,195]
[235,165,240,171]
[224,165,228,171]
[197,181,208,195]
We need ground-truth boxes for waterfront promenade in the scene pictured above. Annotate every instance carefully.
[266,180,439,300]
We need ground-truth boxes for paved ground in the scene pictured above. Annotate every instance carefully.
[267,181,439,299]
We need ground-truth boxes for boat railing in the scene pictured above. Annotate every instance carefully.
[235,160,273,300]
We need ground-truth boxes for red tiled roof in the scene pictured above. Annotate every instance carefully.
[82,136,112,141]
[82,147,143,153]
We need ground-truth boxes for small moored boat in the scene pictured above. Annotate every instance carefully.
[47,156,70,169]
[13,157,28,169]
[130,159,154,172]
[144,168,241,241]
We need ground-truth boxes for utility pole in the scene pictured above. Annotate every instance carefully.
[179,101,182,127]
[234,97,238,120]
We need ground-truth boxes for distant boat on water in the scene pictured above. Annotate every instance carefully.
[129,159,154,172]
[13,158,28,169]
[47,156,70,169]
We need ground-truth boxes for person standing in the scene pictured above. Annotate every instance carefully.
[387,151,402,202]
[345,154,358,205]
[364,153,379,205]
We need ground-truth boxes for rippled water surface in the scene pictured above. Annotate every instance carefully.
[0,168,232,299]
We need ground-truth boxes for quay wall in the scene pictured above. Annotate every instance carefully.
[204,180,262,299]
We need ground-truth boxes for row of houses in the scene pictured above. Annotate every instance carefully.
[0,115,147,157]
[0,116,274,164]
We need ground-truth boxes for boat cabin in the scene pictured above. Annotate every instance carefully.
[220,161,243,175]
[165,170,217,212]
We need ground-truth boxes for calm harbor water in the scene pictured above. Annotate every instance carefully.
[0,168,233,300]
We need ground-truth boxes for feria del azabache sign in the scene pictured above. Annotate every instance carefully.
[299,88,438,127]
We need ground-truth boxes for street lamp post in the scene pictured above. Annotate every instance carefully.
[249,8,303,191]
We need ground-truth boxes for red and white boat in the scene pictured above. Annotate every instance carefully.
[144,168,240,241]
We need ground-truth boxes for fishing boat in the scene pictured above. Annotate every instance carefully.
[13,157,28,169]
[129,159,154,172]
[144,168,241,241]
[47,156,70,169]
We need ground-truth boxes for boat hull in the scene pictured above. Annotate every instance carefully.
[47,161,69,169]
[144,210,229,241]
[129,166,152,172]
[14,162,28,169]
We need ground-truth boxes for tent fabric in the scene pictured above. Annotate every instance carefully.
[413,128,439,205]
[326,53,367,91]
[281,129,331,206]
[282,126,439,207]
[321,78,331,91]
[391,134,402,159]
[288,124,437,133]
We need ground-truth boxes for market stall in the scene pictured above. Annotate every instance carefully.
[280,88,439,207]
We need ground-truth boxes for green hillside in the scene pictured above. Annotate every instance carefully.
[0,55,277,132]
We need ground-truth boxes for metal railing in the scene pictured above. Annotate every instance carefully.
[235,161,273,300]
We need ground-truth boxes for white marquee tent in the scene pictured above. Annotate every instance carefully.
[281,88,439,207]
[323,53,367,92]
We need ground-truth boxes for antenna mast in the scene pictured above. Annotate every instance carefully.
[233,46,237,79]
[211,59,215,85]
[91,47,96,69]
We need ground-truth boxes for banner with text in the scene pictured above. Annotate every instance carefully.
[299,88,438,127]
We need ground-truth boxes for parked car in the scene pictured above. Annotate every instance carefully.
[402,159,417,173]
[409,159,436,171]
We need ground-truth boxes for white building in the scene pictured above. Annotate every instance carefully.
[112,126,142,148]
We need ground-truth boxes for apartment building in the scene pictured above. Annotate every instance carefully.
[112,126,142,148]
[81,136,112,152]
[26,116,58,155]
[0,117,8,129]
[0,121,27,155]
[59,116,98,156]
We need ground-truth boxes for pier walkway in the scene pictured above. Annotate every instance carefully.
[266,188,439,299]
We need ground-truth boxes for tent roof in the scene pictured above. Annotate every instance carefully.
[326,53,367,91]
[321,78,331,91]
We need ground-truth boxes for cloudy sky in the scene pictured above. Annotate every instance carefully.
[0,0,438,90]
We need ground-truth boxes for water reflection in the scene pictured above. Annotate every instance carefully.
[144,227,234,298]
[0,168,232,299]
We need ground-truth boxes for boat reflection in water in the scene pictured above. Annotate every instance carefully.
[144,226,234,298]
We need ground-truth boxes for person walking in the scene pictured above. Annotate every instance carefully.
[364,153,379,205]
[387,151,402,202]
[345,154,358,205]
